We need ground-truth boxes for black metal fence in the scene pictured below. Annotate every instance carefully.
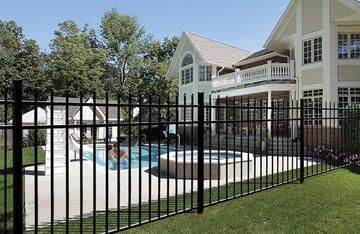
[0,80,359,233]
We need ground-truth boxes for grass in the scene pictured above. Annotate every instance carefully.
[30,162,355,233]
[124,166,360,234]
[0,146,45,232]
[1,147,357,233]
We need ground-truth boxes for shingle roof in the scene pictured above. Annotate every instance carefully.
[186,32,251,68]
[52,97,123,120]
[239,49,274,63]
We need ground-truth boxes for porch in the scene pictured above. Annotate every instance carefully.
[212,60,295,92]
[210,90,297,138]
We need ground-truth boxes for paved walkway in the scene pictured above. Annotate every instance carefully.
[24,155,317,228]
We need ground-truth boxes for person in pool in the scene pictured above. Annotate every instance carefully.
[108,143,131,161]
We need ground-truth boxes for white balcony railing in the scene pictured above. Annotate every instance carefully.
[212,61,295,90]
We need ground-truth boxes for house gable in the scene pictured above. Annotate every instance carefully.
[167,32,251,78]
[166,32,204,78]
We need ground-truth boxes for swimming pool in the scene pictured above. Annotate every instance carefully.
[84,145,174,171]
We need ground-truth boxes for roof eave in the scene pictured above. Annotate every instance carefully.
[264,0,297,49]
[234,52,279,66]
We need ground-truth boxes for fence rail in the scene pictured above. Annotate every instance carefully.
[0,80,359,233]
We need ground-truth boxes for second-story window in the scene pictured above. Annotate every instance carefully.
[303,37,322,65]
[199,65,212,81]
[303,40,312,64]
[351,33,360,59]
[338,33,360,60]
[181,68,193,84]
[314,37,322,62]
[181,53,194,85]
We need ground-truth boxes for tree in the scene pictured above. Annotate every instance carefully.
[140,37,179,101]
[100,9,151,93]
[48,20,107,97]
[0,20,48,100]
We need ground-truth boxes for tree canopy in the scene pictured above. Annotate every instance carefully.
[0,20,48,100]
[0,9,179,101]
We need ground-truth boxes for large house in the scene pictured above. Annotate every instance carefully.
[167,0,360,139]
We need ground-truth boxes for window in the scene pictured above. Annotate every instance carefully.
[303,40,312,64]
[338,33,348,59]
[351,33,360,59]
[206,66,212,81]
[205,103,210,125]
[314,37,322,62]
[181,67,193,85]
[272,98,287,124]
[199,65,212,81]
[199,66,205,81]
[181,107,192,121]
[303,37,322,65]
[338,88,360,107]
[303,89,323,126]
[181,53,194,85]
[338,33,360,60]
[338,88,360,124]
[182,53,193,67]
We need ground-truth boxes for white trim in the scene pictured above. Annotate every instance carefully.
[302,30,323,40]
[338,82,360,86]
[265,0,297,48]
[166,32,187,78]
[213,83,296,99]
[301,61,323,71]
[337,60,360,65]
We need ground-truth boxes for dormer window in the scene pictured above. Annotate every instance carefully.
[181,53,194,85]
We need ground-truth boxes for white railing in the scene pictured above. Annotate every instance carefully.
[212,60,295,90]
[212,72,238,90]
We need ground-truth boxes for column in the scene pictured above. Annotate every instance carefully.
[267,91,272,137]
[211,97,217,136]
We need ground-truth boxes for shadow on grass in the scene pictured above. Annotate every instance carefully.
[346,165,360,175]
[0,211,13,233]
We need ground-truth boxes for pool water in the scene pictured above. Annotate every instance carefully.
[84,145,173,171]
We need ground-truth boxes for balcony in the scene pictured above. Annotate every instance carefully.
[212,61,295,91]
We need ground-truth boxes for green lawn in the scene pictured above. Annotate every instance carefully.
[0,146,45,232]
[1,147,358,233]
[125,166,360,234]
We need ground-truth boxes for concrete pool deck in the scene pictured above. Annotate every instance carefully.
[24,155,317,228]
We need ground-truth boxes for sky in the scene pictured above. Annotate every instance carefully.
[0,0,291,53]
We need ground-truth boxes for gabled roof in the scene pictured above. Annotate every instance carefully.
[166,32,251,77]
[185,32,251,68]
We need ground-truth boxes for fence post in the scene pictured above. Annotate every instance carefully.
[300,99,305,183]
[197,92,204,214]
[13,79,24,233]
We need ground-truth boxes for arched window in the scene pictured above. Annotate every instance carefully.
[182,53,193,67]
[181,53,194,85]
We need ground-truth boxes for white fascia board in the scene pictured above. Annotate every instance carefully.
[264,0,297,48]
